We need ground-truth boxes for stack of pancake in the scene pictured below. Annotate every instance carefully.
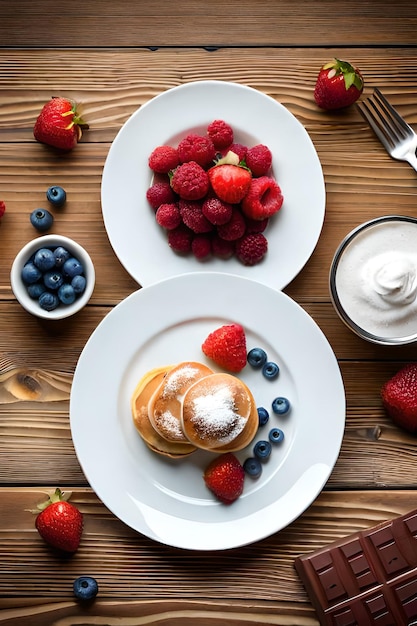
[131,361,258,458]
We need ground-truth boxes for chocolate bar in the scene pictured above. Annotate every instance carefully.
[295,509,417,625]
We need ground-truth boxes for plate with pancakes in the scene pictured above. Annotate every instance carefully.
[70,272,345,550]
[101,80,325,291]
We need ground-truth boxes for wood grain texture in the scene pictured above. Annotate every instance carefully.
[1,488,416,623]
[1,0,417,47]
[2,7,417,623]
[1,48,417,305]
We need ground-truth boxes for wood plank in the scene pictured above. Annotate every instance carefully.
[1,0,417,47]
[1,49,417,305]
[0,488,415,616]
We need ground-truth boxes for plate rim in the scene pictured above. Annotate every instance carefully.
[101,80,325,291]
[70,271,345,551]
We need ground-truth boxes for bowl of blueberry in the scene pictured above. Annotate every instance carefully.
[10,234,95,320]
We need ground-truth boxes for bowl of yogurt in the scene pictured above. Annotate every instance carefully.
[329,216,417,345]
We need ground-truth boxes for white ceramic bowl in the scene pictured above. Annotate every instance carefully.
[329,215,417,345]
[10,234,95,320]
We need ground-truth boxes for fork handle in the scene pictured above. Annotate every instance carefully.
[406,152,417,173]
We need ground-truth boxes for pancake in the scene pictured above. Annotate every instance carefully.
[148,361,213,443]
[131,366,196,458]
[181,372,259,452]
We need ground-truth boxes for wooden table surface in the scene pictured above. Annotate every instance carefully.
[1,1,417,624]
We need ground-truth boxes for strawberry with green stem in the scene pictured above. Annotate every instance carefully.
[34,97,89,151]
[314,58,364,110]
[30,488,83,552]
[208,151,252,204]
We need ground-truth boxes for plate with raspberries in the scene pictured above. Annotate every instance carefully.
[70,272,345,551]
[101,80,325,290]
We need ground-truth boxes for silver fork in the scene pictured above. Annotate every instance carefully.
[357,88,417,172]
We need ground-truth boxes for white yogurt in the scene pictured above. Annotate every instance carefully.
[330,217,417,343]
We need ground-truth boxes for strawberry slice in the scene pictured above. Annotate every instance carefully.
[208,164,252,204]
[202,323,247,373]
[204,453,245,504]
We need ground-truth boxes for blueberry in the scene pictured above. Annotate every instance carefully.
[254,439,272,460]
[269,427,285,444]
[39,291,59,311]
[63,257,83,278]
[27,282,46,299]
[21,262,42,285]
[257,406,269,426]
[243,457,262,478]
[247,347,267,369]
[272,396,291,415]
[71,274,86,294]
[43,270,64,290]
[33,247,56,271]
[262,361,280,380]
[46,185,66,208]
[54,246,70,267]
[73,576,99,601]
[30,208,53,232]
[58,283,76,305]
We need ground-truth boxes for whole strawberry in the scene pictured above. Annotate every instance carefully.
[202,323,247,373]
[34,488,83,552]
[34,97,89,150]
[314,58,364,110]
[0,200,5,220]
[208,161,252,204]
[204,453,245,504]
[381,363,417,434]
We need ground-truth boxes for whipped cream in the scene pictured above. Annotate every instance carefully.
[334,219,417,339]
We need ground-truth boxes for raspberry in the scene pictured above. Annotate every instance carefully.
[177,133,216,168]
[167,224,193,253]
[146,181,176,210]
[202,197,233,226]
[207,120,234,150]
[0,200,5,219]
[191,234,212,259]
[179,200,213,233]
[171,162,209,201]
[155,203,181,230]
[241,176,283,220]
[148,145,179,173]
[211,235,235,259]
[245,144,272,177]
[216,207,246,241]
[245,216,269,233]
[228,143,247,162]
[235,233,268,266]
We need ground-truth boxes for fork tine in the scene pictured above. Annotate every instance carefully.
[357,98,394,150]
[373,88,414,139]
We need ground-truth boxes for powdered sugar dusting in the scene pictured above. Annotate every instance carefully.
[163,365,200,398]
[156,409,184,439]
[190,384,246,444]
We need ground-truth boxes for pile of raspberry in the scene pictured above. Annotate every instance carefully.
[146,120,281,266]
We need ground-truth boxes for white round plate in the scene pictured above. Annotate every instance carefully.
[70,273,345,551]
[101,80,325,290]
